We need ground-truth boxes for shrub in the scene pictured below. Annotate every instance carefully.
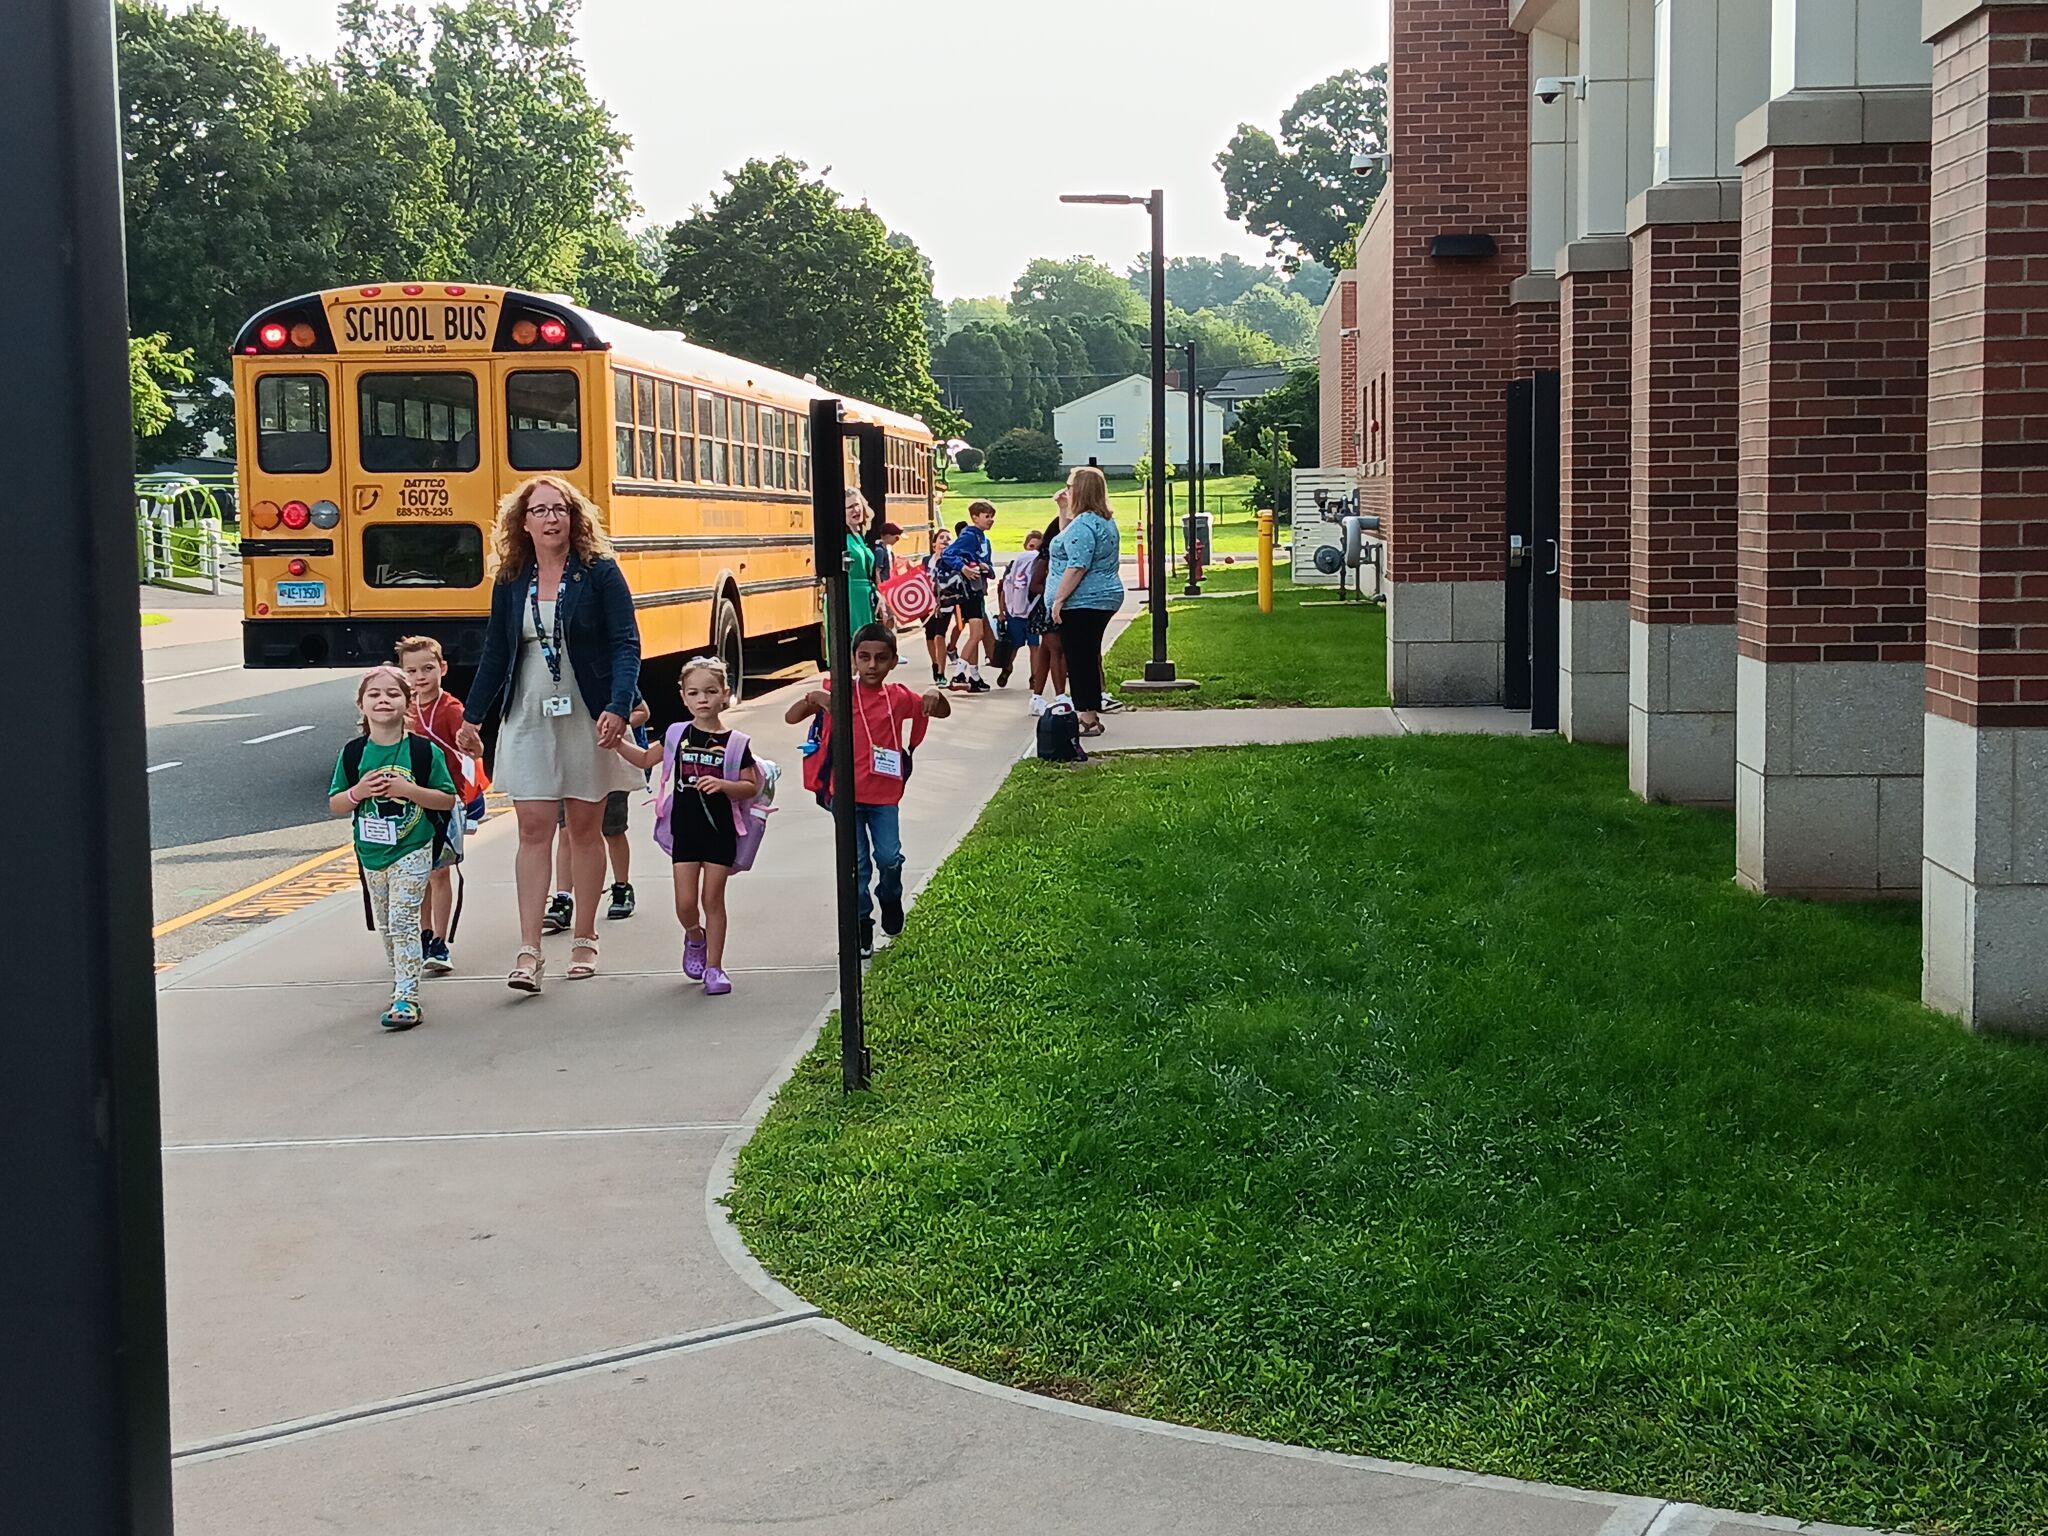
[983,428,1063,482]
[953,445,985,473]
[1220,431,1250,476]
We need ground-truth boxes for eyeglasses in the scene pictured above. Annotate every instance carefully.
[527,505,569,521]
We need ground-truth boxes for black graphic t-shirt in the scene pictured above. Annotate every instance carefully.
[670,726,753,865]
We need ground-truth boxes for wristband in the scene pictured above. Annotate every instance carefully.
[347,783,364,805]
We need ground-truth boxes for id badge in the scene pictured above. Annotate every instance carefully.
[542,695,574,718]
[871,746,903,778]
[359,815,399,846]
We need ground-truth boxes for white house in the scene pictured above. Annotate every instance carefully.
[1051,375,1227,477]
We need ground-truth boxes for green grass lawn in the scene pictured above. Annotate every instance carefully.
[1103,577,1389,708]
[731,737,2048,1536]
[943,469,1261,556]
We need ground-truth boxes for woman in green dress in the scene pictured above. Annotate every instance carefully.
[825,488,879,671]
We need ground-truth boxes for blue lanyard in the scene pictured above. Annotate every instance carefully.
[528,571,568,686]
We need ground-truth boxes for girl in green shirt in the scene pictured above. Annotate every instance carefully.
[328,665,459,1030]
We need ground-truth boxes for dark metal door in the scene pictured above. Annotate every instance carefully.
[1503,373,1561,727]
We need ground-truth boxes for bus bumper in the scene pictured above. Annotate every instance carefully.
[243,618,490,670]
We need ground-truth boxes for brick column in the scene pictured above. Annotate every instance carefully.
[1733,109,1930,898]
[1628,208,1744,804]
[1385,0,1527,705]
[1338,278,1361,470]
[1923,1,2048,1033]
[1556,242,1633,742]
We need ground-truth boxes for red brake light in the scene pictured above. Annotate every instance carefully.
[256,602,270,615]
[287,558,309,577]
[281,501,311,530]
[538,318,568,345]
[259,323,288,349]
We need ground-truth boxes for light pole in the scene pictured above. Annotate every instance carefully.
[1175,340,1203,595]
[1060,190,1184,685]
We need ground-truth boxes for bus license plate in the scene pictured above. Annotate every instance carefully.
[276,581,326,608]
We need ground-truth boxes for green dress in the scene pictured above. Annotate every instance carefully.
[827,533,879,669]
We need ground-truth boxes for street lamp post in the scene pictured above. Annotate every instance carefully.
[1178,340,1203,596]
[1060,190,1188,687]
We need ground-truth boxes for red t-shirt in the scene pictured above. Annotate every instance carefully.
[411,690,488,803]
[813,681,929,806]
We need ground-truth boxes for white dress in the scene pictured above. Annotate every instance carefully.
[490,599,641,802]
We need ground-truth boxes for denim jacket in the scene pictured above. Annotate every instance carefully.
[467,552,641,725]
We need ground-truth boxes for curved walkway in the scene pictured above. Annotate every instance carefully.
[161,666,1893,1534]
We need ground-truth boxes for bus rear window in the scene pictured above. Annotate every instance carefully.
[256,374,330,474]
[362,524,485,588]
[358,372,479,473]
[507,370,581,470]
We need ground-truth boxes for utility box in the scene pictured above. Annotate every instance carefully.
[1182,512,1212,567]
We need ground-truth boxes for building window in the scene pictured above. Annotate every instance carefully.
[1098,414,1115,441]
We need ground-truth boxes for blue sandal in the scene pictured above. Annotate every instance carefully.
[380,998,422,1031]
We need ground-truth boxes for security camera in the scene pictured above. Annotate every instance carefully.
[1349,148,1388,175]
[1533,74,1588,105]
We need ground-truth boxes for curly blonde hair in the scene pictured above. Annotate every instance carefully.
[493,475,612,581]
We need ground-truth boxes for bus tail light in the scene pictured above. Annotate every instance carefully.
[287,559,308,577]
[281,501,311,530]
[289,322,317,348]
[538,318,568,345]
[256,602,270,615]
[252,501,282,531]
[511,319,538,346]
[259,323,288,349]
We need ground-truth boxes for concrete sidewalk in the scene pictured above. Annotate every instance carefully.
[161,678,1890,1535]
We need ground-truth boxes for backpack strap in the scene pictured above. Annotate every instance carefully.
[655,721,687,810]
[342,735,367,783]
[722,730,752,836]
[407,734,451,865]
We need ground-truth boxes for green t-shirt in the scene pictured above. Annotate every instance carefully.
[329,735,458,869]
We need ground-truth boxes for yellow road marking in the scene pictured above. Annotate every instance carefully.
[152,845,354,938]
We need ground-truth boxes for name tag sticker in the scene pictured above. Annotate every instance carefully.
[871,747,903,779]
[359,815,399,846]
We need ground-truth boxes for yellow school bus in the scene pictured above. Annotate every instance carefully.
[231,283,936,695]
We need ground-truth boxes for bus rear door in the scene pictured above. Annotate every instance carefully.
[339,363,499,625]
[240,362,346,633]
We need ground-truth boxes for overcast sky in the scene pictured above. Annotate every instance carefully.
[183,0,1389,300]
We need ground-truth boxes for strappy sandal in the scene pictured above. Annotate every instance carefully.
[1078,721,1107,738]
[507,944,545,994]
[566,932,600,981]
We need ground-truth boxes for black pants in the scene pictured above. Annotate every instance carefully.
[1060,605,1115,713]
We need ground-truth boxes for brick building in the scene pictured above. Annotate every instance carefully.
[1318,0,2046,1035]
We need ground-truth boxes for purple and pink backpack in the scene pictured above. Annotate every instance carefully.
[652,724,777,872]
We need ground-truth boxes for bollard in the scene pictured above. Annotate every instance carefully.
[1134,531,1147,591]
[1257,510,1275,613]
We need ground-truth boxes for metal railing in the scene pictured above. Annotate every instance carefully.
[136,474,241,593]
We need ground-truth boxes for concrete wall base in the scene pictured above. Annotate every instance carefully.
[1734,657,1923,897]
[1629,620,1735,805]
[1922,712,2048,1035]
[1388,580,1505,706]
[1560,597,1628,744]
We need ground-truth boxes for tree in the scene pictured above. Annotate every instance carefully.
[1285,260,1335,306]
[932,322,1027,446]
[1168,306,1282,374]
[953,446,984,473]
[1244,425,1297,512]
[1216,64,1387,271]
[1228,284,1318,354]
[1127,253,1276,311]
[1009,256,1145,327]
[1232,366,1320,468]
[659,157,950,430]
[888,231,947,353]
[573,221,670,326]
[129,333,197,458]
[983,428,1063,482]
[943,295,1009,336]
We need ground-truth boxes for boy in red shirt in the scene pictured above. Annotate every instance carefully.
[397,635,488,975]
[786,622,951,955]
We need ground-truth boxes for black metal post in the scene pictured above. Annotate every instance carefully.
[1182,340,1202,595]
[4,0,175,1527]
[1143,190,1175,681]
[808,397,868,1093]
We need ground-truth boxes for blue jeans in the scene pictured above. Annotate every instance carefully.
[854,803,903,919]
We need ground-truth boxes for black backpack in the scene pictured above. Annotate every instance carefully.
[1036,708,1086,763]
[341,734,459,935]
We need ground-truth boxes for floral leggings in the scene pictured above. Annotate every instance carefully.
[365,845,433,1003]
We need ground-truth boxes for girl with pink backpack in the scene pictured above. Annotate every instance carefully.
[607,655,768,996]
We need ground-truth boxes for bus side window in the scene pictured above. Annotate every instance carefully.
[256,374,331,475]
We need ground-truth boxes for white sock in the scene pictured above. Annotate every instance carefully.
[968,665,983,681]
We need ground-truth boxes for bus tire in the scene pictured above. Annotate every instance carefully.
[713,594,744,703]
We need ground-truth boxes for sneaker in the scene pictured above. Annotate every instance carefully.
[948,673,970,693]
[541,893,572,935]
[607,881,636,920]
[683,928,708,980]
[1055,693,1073,710]
[1100,693,1125,713]
[859,918,875,958]
[703,966,732,996]
[968,677,991,694]
[880,890,905,937]
[380,998,421,1031]
[422,936,453,976]
[997,659,1013,687]
[932,666,945,684]
[1030,695,1048,716]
